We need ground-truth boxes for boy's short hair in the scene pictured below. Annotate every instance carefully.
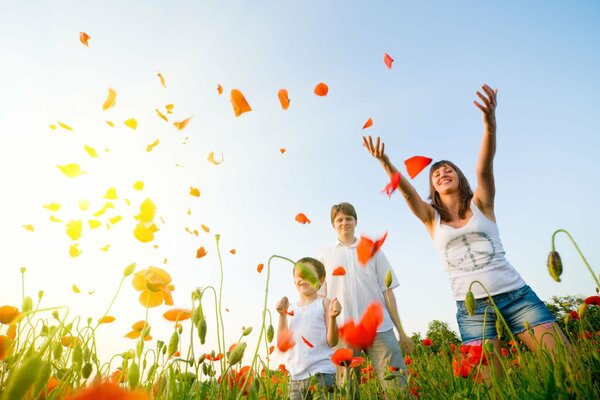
[330,202,357,225]
[294,257,326,280]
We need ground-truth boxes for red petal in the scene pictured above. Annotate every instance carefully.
[384,53,394,70]
[277,328,296,352]
[286,310,295,316]
[331,348,353,367]
[356,233,387,266]
[278,89,290,110]
[362,118,373,129]
[295,213,311,224]
[332,266,346,276]
[382,173,401,197]
[301,336,315,348]
[314,82,329,97]
[404,156,432,179]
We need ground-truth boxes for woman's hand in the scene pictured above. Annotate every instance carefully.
[362,136,389,163]
[473,84,498,133]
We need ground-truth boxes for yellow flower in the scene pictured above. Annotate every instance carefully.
[0,306,19,324]
[132,267,174,308]
[124,321,152,341]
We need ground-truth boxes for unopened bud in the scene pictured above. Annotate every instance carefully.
[385,270,393,288]
[267,325,274,343]
[242,327,253,336]
[123,263,136,277]
[547,251,563,282]
[496,319,503,340]
[228,342,247,365]
[465,290,476,317]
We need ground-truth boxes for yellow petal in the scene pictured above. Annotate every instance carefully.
[189,187,201,197]
[124,118,137,130]
[57,164,86,178]
[78,199,90,211]
[201,224,210,233]
[104,202,114,209]
[69,244,82,257]
[155,109,168,122]
[84,145,98,158]
[134,224,155,243]
[66,220,83,241]
[165,104,174,114]
[104,188,118,200]
[105,121,114,127]
[72,284,81,293]
[109,216,122,225]
[207,152,224,165]
[100,244,110,252]
[146,140,160,152]
[22,224,34,232]
[136,199,156,223]
[99,316,115,324]
[124,198,131,206]
[133,181,144,191]
[173,117,192,130]
[157,72,167,88]
[43,203,61,212]
[102,88,117,111]
[57,122,74,131]
[50,215,62,223]
[187,208,191,215]
[87,291,95,295]
[88,220,101,229]
[93,207,107,217]
[49,124,57,130]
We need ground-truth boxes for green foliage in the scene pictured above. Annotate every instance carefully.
[424,320,461,353]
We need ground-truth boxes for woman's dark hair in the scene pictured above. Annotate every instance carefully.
[428,160,473,222]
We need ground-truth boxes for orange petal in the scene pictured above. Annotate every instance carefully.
[295,213,311,224]
[207,152,224,165]
[156,109,168,122]
[189,187,201,197]
[332,266,346,276]
[79,32,91,47]
[201,224,210,233]
[102,88,117,111]
[301,336,314,348]
[230,89,252,117]
[163,308,192,322]
[278,89,290,110]
[277,328,296,352]
[384,53,394,70]
[279,148,286,154]
[404,156,433,179]
[256,263,264,273]
[196,247,207,258]
[99,316,116,324]
[146,139,160,152]
[362,118,373,129]
[313,82,329,97]
[229,249,236,255]
[173,117,192,130]
[217,84,223,95]
[165,104,174,114]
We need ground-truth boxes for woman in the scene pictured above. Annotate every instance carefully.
[363,84,570,368]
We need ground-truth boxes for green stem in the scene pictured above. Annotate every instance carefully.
[552,229,600,288]
[215,234,227,373]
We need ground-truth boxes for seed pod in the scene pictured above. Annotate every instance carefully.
[22,296,33,313]
[495,319,503,340]
[122,349,135,359]
[465,290,476,317]
[385,269,393,289]
[383,373,396,381]
[168,331,179,358]
[228,342,247,365]
[267,325,274,343]
[83,347,90,362]
[128,361,140,389]
[547,251,563,282]
[53,343,63,360]
[72,344,83,372]
[82,362,93,379]
[198,319,207,344]
[52,311,60,320]
[242,327,253,336]
[4,355,43,400]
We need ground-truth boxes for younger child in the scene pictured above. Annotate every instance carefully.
[276,257,342,400]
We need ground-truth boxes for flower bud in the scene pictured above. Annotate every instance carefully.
[228,342,247,365]
[198,319,207,344]
[495,319,503,340]
[465,290,476,317]
[123,263,136,277]
[267,325,274,343]
[198,353,206,364]
[82,363,93,379]
[22,296,33,314]
[168,331,179,358]
[242,327,253,336]
[128,361,140,389]
[547,251,563,282]
[524,321,531,331]
[385,270,393,289]
[38,290,44,299]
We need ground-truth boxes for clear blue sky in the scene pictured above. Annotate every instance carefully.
[1,1,599,364]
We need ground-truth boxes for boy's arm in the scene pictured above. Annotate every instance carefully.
[383,289,414,354]
[276,296,289,334]
[325,298,341,347]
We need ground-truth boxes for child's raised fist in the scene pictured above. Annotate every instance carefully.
[329,297,341,318]
[276,296,290,315]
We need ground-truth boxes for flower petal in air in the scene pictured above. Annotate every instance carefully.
[356,233,388,266]
[155,109,168,122]
[124,118,137,130]
[146,140,160,152]
[384,53,394,70]
[338,302,384,349]
[295,213,311,224]
[332,266,346,276]
[382,173,401,197]
[22,224,34,232]
[230,89,252,117]
[217,84,223,95]
[79,32,91,47]
[313,82,329,96]
[278,89,290,110]
[84,145,98,158]
[133,181,144,191]
[196,247,207,258]
[277,328,295,352]
[207,152,224,165]
[102,88,117,111]
[157,72,167,88]
[163,308,192,322]
[72,284,81,293]
[98,316,116,324]
[301,336,314,348]
[189,187,201,197]
[280,148,286,154]
[43,203,61,212]
[173,117,192,130]
[57,122,74,131]
[69,244,82,257]
[165,104,174,114]
[66,220,83,241]
[404,156,433,179]
[362,118,373,129]
[257,263,264,273]
[57,164,86,178]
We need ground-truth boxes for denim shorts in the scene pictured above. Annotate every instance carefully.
[456,285,556,344]
[289,373,335,400]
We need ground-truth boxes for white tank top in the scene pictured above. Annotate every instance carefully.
[432,201,525,300]
[286,297,335,380]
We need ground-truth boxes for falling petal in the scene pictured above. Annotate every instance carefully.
[356,233,388,266]
[87,291,95,295]
[133,181,144,191]
[156,109,168,122]
[69,244,82,257]
[78,199,90,211]
[279,148,286,154]
[301,336,315,348]
[72,284,81,293]
[100,244,110,252]
[295,213,311,224]
[362,118,373,129]
[66,220,83,241]
[404,156,433,179]
[109,216,122,225]
[165,104,174,114]
[187,208,192,215]
[124,118,137,130]
[157,72,167,88]
[134,224,156,243]
[257,263,264,273]
[277,328,296,352]
[84,145,99,158]
[189,187,201,197]
[196,247,207,258]
[382,173,401,197]
[57,164,86,178]
[102,88,117,111]
[230,249,236,255]
[146,139,160,152]
[105,121,114,127]
[57,122,74,131]
[384,53,394,70]
[50,215,62,222]
[313,82,329,97]
[182,136,189,144]
[99,316,116,324]
[79,32,91,47]
[286,310,295,316]
[173,117,192,130]
[22,224,34,232]
[278,89,290,110]
[201,224,210,233]
[217,84,223,95]
[43,203,61,212]
[207,152,224,165]
[88,220,101,229]
[192,229,198,236]
[332,266,346,276]
[230,89,252,117]
[104,188,118,200]
[124,199,131,206]
[49,124,57,130]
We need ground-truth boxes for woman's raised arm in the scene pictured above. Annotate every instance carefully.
[473,84,498,215]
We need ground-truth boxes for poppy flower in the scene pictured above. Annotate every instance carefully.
[70,381,150,400]
[206,352,224,361]
[389,366,399,372]
[295,213,311,224]
[332,266,346,276]
[404,355,412,365]
[467,345,488,365]
[0,335,13,361]
[278,89,290,110]
[331,348,365,367]
[230,89,252,117]
[584,296,600,305]
[79,32,91,47]
[569,310,580,320]
[356,233,388,266]
[301,336,314,348]
[131,267,174,308]
[501,348,509,357]
[257,263,264,273]
[338,302,384,349]
[404,156,433,179]
[124,321,152,341]
[384,53,394,69]
[313,82,329,96]
[0,306,19,324]
[422,338,433,347]
[277,328,295,352]
[362,118,373,129]
[453,357,474,378]
[382,173,401,197]
[163,308,192,322]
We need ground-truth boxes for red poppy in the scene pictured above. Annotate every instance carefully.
[230,89,252,117]
[580,331,593,339]
[277,328,296,352]
[331,348,365,367]
[295,213,311,224]
[163,308,192,322]
[570,310,580,320]
[404,355,412,365]
[332,266,346,276]
[467,345,488,366]
[389,366,399,372]
[450,343,456,353]
[384,53,394,69]
[362,118,373,129]
[404,156,433,179]
[501,348,509,357]
[584,296,600,305]
[70,381,149,400]
[453,357,474,378]
[356,233,388,266]
[338,302,383,349]
[382,173,401,197]
[301,336,314,348]
[422,338,433,347]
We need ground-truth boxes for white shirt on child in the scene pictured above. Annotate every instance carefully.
[286,297,336,380]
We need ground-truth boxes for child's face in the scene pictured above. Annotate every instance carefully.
[293,263,323,297]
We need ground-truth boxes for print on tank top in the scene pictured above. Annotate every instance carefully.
[444,231,497,272]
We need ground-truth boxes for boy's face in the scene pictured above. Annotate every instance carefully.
[332,211,356,238]
[293,263,323,297]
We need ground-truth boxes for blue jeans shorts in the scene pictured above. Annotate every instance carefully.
[456,285,556,344]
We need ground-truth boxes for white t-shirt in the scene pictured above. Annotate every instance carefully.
[317,238,398,332]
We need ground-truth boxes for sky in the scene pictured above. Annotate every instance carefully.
[1,0,599,368]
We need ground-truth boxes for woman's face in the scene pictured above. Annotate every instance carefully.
[431,164,459,194]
